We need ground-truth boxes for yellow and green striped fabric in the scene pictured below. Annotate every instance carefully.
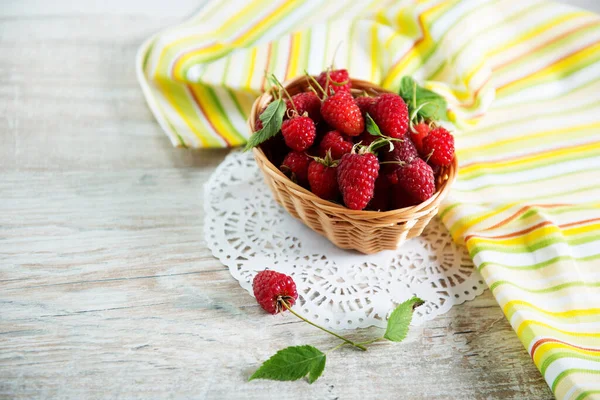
[137,1,600,398]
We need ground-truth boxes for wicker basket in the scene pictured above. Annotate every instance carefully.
[249,76,457,254]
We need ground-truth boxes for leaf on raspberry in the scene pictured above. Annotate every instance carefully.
[383,296,424,342]
[398,76,448,122]
[365,113,384,137]
[249,345,326,384]
[244,99,286,151]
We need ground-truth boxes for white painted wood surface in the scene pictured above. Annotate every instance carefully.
[2,1,598,398]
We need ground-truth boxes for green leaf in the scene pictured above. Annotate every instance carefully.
[307,353,326,383]
[244,99,286,151]
[383,297,424,342]
[249,345,326,384]
[365,113,383,137]
[398,76,448,122]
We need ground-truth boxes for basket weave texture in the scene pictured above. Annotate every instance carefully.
[249,76,457,254]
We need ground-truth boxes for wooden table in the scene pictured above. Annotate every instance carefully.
[3,1,597,398]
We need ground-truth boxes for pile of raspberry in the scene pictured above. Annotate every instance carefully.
[257,69,455,211]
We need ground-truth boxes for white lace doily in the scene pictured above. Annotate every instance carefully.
[204,151,485,329]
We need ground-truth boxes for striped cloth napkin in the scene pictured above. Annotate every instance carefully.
[137,1,600,398]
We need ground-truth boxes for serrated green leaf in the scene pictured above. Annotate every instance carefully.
[365,113,383,137]
[384,297,424,342]
[244,99,286,151]
[249,345,326,384]
[307,353,326,383]
[398,76,448,121]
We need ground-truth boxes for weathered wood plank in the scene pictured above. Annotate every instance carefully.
[0,171,552,399]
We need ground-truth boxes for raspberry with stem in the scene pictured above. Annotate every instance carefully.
[253,269,366,351]
[250,268,425,384]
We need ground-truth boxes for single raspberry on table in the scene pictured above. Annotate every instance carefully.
[281,151,311,186]
[355,96,376,119]
[252,270,298,315]
[370,93,409,139]
[286,92,322,122]
[422,127,455,166]
[249,266,424,384]
[337,151,379,210]
[316,69,351,95]
[410,122,430,154]
[321,91,364,136]
[319,130,353,159]
[308,154,339,201]
[281,115,316,151]
[397,158,435,202]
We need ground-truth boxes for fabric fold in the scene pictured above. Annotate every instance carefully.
[137,0,495,148]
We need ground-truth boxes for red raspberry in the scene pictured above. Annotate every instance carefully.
[252,270,298,314]
[355,96,376,119]
[411,122,430,154]
[370,93,409,139]
[383,137,418,167]
[397,158,435,202]
[381,137,418,179]
[422,127,455,166]
[337,152,379,210]
[321,91,364,136]
[281,151,311,186]
[316,69,351,95]
[319,130,353,159]
[308,159,339,200]
[281,115,316,151]
[254,106,266,131]
[286,92,322,122]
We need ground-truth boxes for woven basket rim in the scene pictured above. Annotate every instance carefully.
[248,76,457,220]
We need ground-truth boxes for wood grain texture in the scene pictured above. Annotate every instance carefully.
[5,0,597,398]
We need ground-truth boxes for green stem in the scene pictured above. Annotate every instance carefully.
[412,81,417,111]
[304,71,326,98]
[281,302,367,351]
[410,101,430,123]
[356,337,384,346]
[324,69,331,96]
[265,75,282,101]
[327,342,348,354]
[271,74,297,114]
